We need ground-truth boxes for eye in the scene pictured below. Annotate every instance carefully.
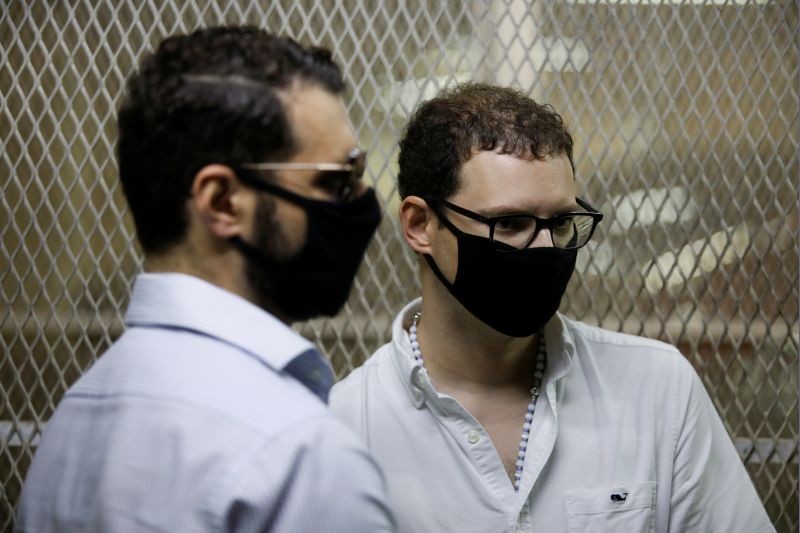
[317,170,353,201]
[337,182,354,202]
[553,216,575,233]
[494,217,536,234]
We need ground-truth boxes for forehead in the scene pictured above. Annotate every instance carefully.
[280,82,356,160]
[451,151,576,213]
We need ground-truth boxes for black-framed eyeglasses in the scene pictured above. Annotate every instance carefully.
[235,147,366,204]
[425,196,603,251]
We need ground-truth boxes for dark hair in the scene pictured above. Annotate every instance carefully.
[397,83,574,200]
[117,26,344,253]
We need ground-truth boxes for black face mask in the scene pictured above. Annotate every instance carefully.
[424,211,577,338]
[232,188,381,321]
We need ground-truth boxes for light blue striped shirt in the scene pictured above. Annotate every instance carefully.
[16,273,394,532]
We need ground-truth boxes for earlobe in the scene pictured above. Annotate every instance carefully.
[399,196,435,254]
[191,164,247,240]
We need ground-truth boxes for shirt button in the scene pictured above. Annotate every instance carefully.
[467,430,480,444]
[415,372,426,388]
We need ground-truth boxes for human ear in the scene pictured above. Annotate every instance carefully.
[399,196,436,254]
[190,164,250,240]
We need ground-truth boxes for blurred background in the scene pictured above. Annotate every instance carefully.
[1,1,797,531]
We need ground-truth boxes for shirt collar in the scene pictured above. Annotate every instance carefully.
[390,297,576,409]
[124,273,317,372]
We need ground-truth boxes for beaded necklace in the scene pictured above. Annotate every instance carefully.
[408,311,547,493]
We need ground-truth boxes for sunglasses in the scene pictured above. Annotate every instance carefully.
[237,148,366,203]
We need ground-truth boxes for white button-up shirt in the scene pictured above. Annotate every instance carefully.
[331,299,773,533]
[16,273,394,533]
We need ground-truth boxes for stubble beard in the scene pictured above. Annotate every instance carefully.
[244,196,297,316]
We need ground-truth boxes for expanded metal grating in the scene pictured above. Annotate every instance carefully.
[1,1,797,531]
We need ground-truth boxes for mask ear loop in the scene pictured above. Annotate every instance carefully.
[422,253,456,293]
[235,169,320,209]
[421,200,461,292]
[425,200,468,237]
[427,199,513,250]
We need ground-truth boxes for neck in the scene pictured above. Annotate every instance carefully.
[415,278,539,391]
[143,245,293,325]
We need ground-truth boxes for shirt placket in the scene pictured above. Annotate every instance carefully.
[401,314,574,532]
[413,370,520,518]
[513,379,560,532]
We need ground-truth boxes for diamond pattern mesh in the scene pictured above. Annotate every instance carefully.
[1,1,797,530]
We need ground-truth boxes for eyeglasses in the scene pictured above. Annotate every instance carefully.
[236,148,366,203]
[425,196,603,251]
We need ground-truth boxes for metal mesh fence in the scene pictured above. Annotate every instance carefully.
[1,0,797,530]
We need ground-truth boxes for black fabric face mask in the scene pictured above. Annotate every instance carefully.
[424,210,577,338]
[232,187,381,321]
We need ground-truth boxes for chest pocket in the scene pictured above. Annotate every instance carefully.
[565,481,656,533]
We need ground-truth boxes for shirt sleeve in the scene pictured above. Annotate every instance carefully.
[214,418,395,533]
[669,359,775,533]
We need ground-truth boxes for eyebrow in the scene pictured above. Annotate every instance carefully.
[324,148,358,166]
[337,151,354,165]
[477,201,581,218]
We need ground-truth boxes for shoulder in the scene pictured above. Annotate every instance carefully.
[71,326,333,440]
[330,342,400,435]
[564,316,679,355]
[562,316,690,374]
[558,317,699,415]
[331,342,394,404]
[217,415,394,532]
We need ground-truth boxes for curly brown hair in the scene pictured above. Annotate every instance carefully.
[397,83,574,200]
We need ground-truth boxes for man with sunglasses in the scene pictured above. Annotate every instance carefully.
[331,83,772,532]
[17,27,393,532]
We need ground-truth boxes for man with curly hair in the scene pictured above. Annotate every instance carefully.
[331,83,772,532]
[16,27,393,532]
